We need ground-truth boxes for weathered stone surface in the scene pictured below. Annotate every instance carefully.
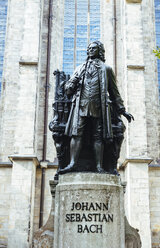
[33,180,57,248]
[126,0,142,3]
[141,0,160,164]
[54,173,125,248]
[149,167,160,248]
[125,216,142,248]
[123,161,152,248]
[7,156,38,248]
[0,165,12,248]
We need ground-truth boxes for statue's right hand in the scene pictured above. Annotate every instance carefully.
[123,112,134,123]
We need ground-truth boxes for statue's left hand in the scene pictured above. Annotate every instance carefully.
[123,112,134,123]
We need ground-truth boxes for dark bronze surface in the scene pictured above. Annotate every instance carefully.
[49,41,134,179]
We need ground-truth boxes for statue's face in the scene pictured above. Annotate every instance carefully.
[88,43,99,58]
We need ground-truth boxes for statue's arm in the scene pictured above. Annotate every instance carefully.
[108,67,134,122]
[108,67,125,114]
[65,70,80,96]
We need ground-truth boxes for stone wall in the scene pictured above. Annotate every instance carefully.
[33,0,65,162]
[149,167,160,248]
[142,0,160,163]
[0,0,41,161]
[0,0,159,162]
[0,0,8,94]
[45,0,65,162]
[100,0,160,164]
[0,0,26,161]
[0,0,159,247]
[122,161,152,248]
[0,165,12,248]
[33,168,42,232]
[42,168,56,225]
[7,156,38,248]
[33,166,57,232]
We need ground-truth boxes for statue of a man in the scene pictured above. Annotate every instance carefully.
[58,41,133,175]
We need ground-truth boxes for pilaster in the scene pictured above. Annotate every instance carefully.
[0,0,41,160]
[7,155,39,248]
[14,0,41,155]
[124,0,148,158]
[0,162,12,247]
[100,0,114,68]
[121,158,152,248]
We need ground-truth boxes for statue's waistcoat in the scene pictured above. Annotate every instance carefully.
[79,61,101,118]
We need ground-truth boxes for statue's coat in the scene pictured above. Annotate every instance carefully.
[65,59,125,141]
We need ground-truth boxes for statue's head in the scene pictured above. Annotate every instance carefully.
[87,41,105,62]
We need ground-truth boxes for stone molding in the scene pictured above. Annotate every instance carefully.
[127,65,145,70]
[149,164,160,169]
[19,61,38,65]
[19,56,38,65]
[8,154,40,166]
[126,0,142,3]
[40,161,48,168]
[119,158,153,170]
[47,162,58,168]
[0,161,12,167]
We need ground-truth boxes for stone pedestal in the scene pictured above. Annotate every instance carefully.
[54,173,125,248]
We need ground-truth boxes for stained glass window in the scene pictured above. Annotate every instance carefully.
[155,0,160,96]
[63,0,100,75]
[0,0,8,94]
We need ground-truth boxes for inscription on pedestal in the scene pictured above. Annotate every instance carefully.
[54,174,125,248]
[65,201,113,234]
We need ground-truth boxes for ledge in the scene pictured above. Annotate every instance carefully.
[47,162,58,169]
[19,60,38,65]
[127,65,145,70]
[58,173,121,185]
[119,158,153,170]
[0,162,13,168]
[149,164,160,169]
[126,0,142,3]
[8,154,39,166]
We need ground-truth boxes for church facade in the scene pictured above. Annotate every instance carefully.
[0,0,160,247]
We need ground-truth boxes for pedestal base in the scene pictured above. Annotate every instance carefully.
[54,173,125,248]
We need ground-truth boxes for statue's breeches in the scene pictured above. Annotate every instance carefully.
[76,116,103,143]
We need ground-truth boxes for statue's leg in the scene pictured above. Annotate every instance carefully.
[70,136,82,166]
[58,117,86,174]
[93,141,105,173]
[58,136,82,174]
[110,136,124,176]
[92,117,105,173]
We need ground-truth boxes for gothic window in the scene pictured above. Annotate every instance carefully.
[63,0,100,75]
[155,0,160,96]
[0,0,8,94]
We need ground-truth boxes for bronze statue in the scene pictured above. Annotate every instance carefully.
[49,41,134,178]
